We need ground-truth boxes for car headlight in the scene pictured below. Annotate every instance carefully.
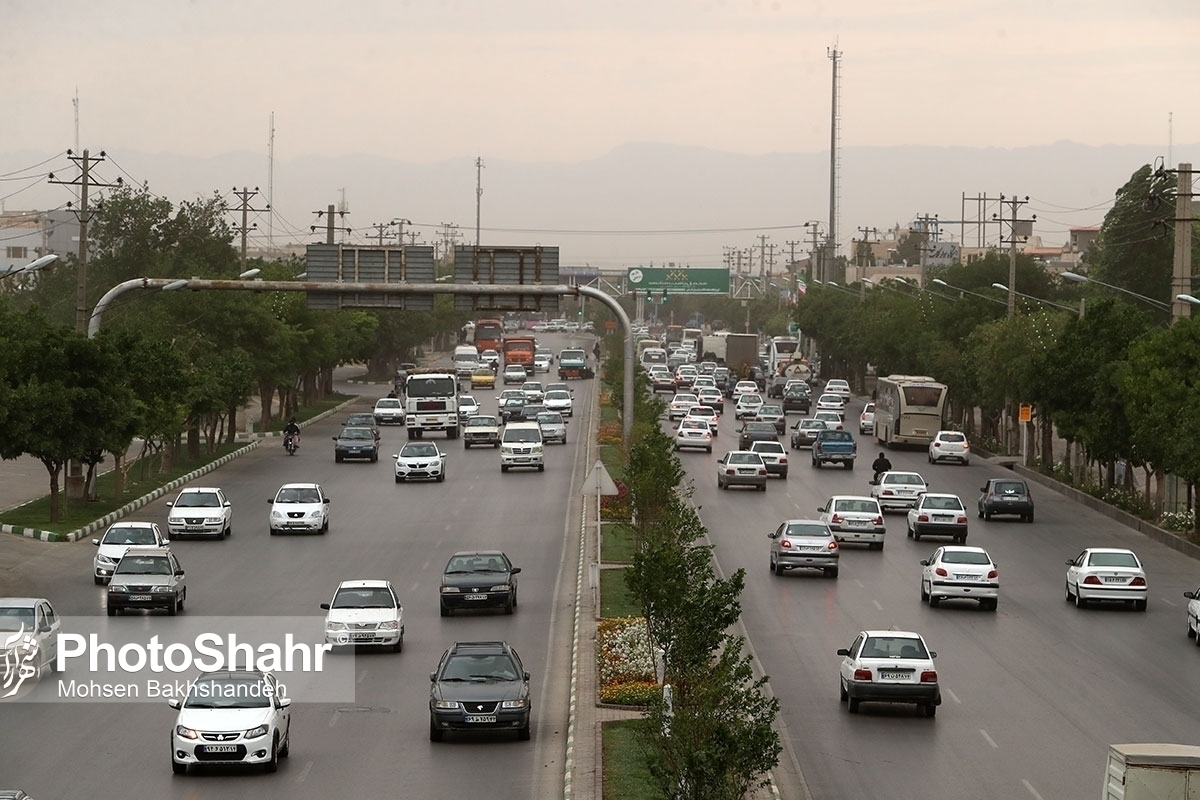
[271,510,284,520]
[176,725,199,740]
[434,700,462,710]
[244,724,269,739]
[152,585,173,593]
[441,586,460,594]
[310,510,323,518]
[377,620,399,630]
[501,699,527,709]
[490,584,512,592]
[326,621,347,631]
[97,554,117,566]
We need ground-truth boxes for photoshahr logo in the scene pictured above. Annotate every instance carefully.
[1,624,42,701]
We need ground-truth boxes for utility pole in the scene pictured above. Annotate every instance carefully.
[995,196,1034,317]
[1172,162,1193,324]
[311,205,350,244]
[405,230,420,246]
[827,46,841,280]
[369,221,392,245]
[49,149,121,333]
[230,187,267,268]
[391,218,411,246]
[475,157,484,248]
[913,214,938,288]
[757,234,770,277]
[804,222,824,284]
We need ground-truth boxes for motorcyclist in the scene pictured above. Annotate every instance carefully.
[871,452,892,482]
[283,417,301,450]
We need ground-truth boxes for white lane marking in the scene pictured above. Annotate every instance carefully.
[1160,597,1177,606]
[409,582,420,594]
[872,600,883,611]
[357,669,368,685]
[328,712,338,728]
[295,760,314,783]
[854,579,864,588]
[421,559,430,571]
[1022,779,1045,800]
[979,729,998,749]
[945,688,960,704]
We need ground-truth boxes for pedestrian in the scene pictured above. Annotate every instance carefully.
[593,342,601,361]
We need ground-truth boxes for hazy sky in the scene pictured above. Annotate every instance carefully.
[5,0,1194,160]
[2,0,1197,267]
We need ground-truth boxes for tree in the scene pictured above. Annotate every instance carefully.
[1087,165,1177,307]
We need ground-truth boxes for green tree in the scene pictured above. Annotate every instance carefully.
[1087,165,1177,307]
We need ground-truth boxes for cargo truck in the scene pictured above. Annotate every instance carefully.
[724,333,759,378]
[1104,743,1200,799]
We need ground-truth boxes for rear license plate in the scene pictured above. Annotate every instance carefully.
[933,515,953,522]
[880,671,909,681]
[464,594,488,601]
[129,595,152,601]
[848,519,866,527]
[204,745,239,753]
[954,574,977,581]
[465,715,496,724]
[1102,576,1127,583]
[738,469,755,475]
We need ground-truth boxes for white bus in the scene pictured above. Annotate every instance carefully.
[874,375,948,447]
[767,337,801,375]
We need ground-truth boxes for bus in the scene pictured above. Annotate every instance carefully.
[473,319,504,353]
[874,374,949,447]
[767,337,801,375]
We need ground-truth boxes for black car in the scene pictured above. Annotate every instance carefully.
[782,388,812,414]
[498,396,526,423]
[344,413,381,441]
[440,550,521,616]
[429,640,531,741]
[978,478,1035,522]
[738,421,780,449]
[518,403,547,422]
[332,427,380,462]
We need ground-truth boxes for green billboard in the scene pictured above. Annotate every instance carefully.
[625,267,730,296]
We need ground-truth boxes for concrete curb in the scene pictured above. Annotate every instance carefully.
[3,397,360,544]
[238,397,362,440]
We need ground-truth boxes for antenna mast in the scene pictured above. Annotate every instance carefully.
[826,46,842,284]
[268,112,275,256]
[73,89,79,151]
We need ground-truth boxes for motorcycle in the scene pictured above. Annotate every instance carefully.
[284,432,299,455]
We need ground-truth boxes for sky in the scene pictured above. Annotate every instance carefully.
[2,0,1198,266]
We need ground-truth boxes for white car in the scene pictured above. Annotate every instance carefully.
[838,630,940,717]
[825,379,852,402]
[812,410,844,430]
[668,393,700,421]
[1184,586,1200,644]
[169,669,292,774]
[0,597,62,681]
[871,471,929,512]
[166,487,233,540]
[268,483,331,535]
[691,375,717,391]
[748,440,788,478]
[905,493,969,543]
[92,521,170,584]
[674,418,713,453]
[457,395,480,422]
[393,441,447,482]
[816,393,845,416]
[731,380,759,399]
[520,381,545,403]
[920,545,999,610]
[533,353,552,373]
[928,430,971,465]
[479,349,501,369]
[321,579,404,652]
[1065,548,1148,610]
[790,418,829,449]
[695,387,725,414]
[503,364,528,384]
[536,411,568,444]
[859,403,875,435]
[373,397,405,425]
[818,495,887,550]
[543,389,574,417]
[734,393,764,420]
[684,405,720,432]
[716,450,768,491]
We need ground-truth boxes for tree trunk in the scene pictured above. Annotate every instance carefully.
[112,451,124,500]
[1040,415,1054,468]
[227,401,239,444]
[187,424,200,460]
[1153,468,1166,516]
[258,380,274,429]
[43,461,63,523]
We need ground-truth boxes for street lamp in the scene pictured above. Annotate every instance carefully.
[1178,294,1200,306]
[991,282,1079,315]
[1,253,60,280]
[1059,271,1170,311]
[931,278,1008,308]
[238,268,261,280]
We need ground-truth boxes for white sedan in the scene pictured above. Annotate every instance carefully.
[928,430,971,465]
[373,397,405,425]
[825,379,852,402]
[543,389,574,417]
[1065,548,1147,610]
[905,493,969,542]
[683,405,720,433]
[169,669,291,774]
[1185,586,1200,644]
[837,630,940,717]
[393,442,447,483]
[668,393,700,421]
[920,545,999,610]
[734,393,764,420]
[674,419,714,453]
[871,471,929,512]
[321,579,404,652]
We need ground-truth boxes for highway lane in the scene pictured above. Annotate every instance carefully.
[677,394,1200,800]
[0,342,594,799]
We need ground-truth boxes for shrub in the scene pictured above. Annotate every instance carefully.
[1099,487,1153,519]
[597,617,656,706]
[1160,510,1197,533]
[600,680,661,706]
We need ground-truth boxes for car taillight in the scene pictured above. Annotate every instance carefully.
[934,567,948,577]
[920,670,938,683]
[780,539,792,549]
[933,442,941,448]
[827,541,839,551]
[1130,577,1147,586]
[962,443,970,450]
[1083,575,1102,585]
[854,668,872,681]
[758,469,767,476]
[872,516,884,525]
[987,569,998,579]
[918,514,929,523]
[831,514,843,524]
[882,489,894,496]
[779,457,787,464]
[986,492,995,501]
[956,516,968,524]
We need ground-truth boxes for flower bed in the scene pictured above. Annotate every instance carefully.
[597,616,656,706]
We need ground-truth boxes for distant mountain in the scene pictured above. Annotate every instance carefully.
[3,141,1190,268]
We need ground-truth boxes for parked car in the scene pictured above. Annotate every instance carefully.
[920,545,999,610]
[169,668,291,774]
[332,427,380,463]
[978,478,1034,522]
[716,450,768,491]
[906,493,969,542]
[393,442,447,483]
[439,550,521,615]
[166,487,233,540]
[928,430,970,465]
[107,548,186,616]
[837,630,940,717]
[1065,548,1148,610]
[321,579,404,652]
[818,495,887,550]
[768,519,839,578]
[429,640,531,741]
[268,483,331,535]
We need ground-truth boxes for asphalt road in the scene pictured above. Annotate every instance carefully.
[0,341,594,799]
[676,392,1199,800]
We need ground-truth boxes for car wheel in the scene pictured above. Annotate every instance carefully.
[395,476,403,483]
[538,464,545,472]
[848,697,860,714]
[1074,589,1087,609]
[501,465,509,473]
[983,510,992,521]
[429,718,444,742]
[518,719,531,741]
[172,752,187,775]
[94,575,104,585]
[279,727,290,757]
[335,454,343,463]
[1194,626,1200,647]
[1065,582,1073,602]
[825,567,839,579]
[504,596,514,615]
[906,524,913,539]
[1135,599,1148,612]
[322,519,329,534]
[845,460,854,470]
[769,555,776,573]
[922,703,937,718]
[758,483,766,492]
[264,734,279,773]
[811,457,818,468]
[774,561,785,576]
[780,469,788,479]
[955,535,966,544]
[706,447,712,453]
[839,680,848,701]
[1189,620,1195,639]
[493,442,500,449]
[107,605,116,617]
[1025,511,1034,523]
[977,506,984,519]
[437,472,445,482]
[920,581,929,601]
[440,603,449,618]
[986,599,998,611]
[177,591,185,612]
[168,598,178,616]
[393,635,404,653]
[928,592,939,608]
[224,522,232,537]
[718,479,725,490]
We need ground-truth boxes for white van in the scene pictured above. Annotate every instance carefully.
[452,345,480,377]
[640,347,668,367]
[500,421,544,472]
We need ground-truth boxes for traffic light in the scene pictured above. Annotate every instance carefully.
[661,288,668,303]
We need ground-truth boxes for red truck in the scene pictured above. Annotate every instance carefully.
[502,336,538,375]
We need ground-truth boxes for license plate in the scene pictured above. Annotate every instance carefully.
[464,594,488,601]
[1002,496,1018,501]
[465,715,496,724]
[800,546,823,552]
[933,515,953,522]
[954,574,977,581]
[1102,576,1127,583]
[352,632,375,640]
[880,671,909,681]
[204,744,239,753]
[848,519,866,527]
[129,595,152,601]
[738,469,755,475]
[185,527,205,532]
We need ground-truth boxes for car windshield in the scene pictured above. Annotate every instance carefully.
[346,415,374,425]
[538,413,563,424]
[821,431,853,442]
[546,391,570,400]
[0,607,35,630]
[941,551,991,565]
[446,555,508,574]
[505,428,541,443]
[276,488,321,503]
[834,499,879,514]
[184,677,272,709]
[938,432,967,443]
[173,493,219,508]
[340,429,373,440]
[103,526,159,544]
[472,367,492,375]
[923,496,964,511]
[506,366,526,374]
[680,420,708,430]
[673,395,698,404]
[115,556,173,575]
[460,398,477,407]
[753,442,785,453]
[745,423,775,432]
[1088,552,1140,568]
[785,523,830,538]
[759,406,783,415]
[726,453,763,465]
[801,421,825,430]
[401,444,438,458]
[561,350,586,360]
[862,636,928,659]
[886,474,925,485]
[467,416,497,427]
[440,654,518,682]
[376,399,401,409]
[331,587,396,609]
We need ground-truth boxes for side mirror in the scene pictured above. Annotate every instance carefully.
[278,697,293,709]
[430,672,437,682]
[919,560,929,566]
[768,532,779,539]
[510,567,522,575]
[930,651,938,659]
[1065,559,1075,566]
[817,506,826,513]
[224,501,231,507]
[174,570,185,578]
[1186,592,1198,600]
[836,648,850,656]
[267,499,274,504]
[168,698,182,710]
[166,502,174,508]
[979,486,988,492]
[332,436,338,441]
[523,671,531,681]
[320,603,331,610]
[324,498,331,503]
[92,539,100,546]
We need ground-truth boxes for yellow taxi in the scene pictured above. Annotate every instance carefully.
[470,364,496,390]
